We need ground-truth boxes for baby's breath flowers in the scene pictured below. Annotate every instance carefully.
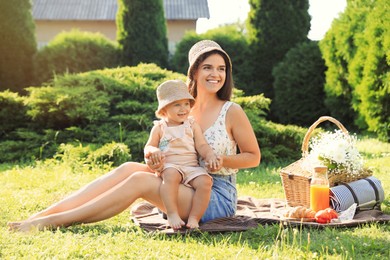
[303,130,364,175]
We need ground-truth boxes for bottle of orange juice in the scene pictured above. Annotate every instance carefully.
[310,166,330,212]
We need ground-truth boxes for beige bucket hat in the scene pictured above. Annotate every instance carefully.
[187,40,232,78]
[155,79,195,118]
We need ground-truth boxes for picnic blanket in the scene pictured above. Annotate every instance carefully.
[130,196,390,234]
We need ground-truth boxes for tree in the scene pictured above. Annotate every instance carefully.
[34,30,120,85]
[0,0,36,93]
[273,41,328,126]
[117,0,168,68]
[320,0,388,140]
[246,0,310,98]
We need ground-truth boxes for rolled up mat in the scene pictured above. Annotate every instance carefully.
[330,176,384,212]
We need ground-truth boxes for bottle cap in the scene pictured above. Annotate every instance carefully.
[314,166,328,173]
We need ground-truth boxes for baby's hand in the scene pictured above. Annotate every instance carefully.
[145,150,164,165]
[145,150,165,172]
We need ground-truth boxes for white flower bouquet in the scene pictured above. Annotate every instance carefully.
[302,129,372,184]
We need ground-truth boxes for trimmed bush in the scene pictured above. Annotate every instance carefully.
[34,29,120,85]
[272,41,328,126]
[0,91,29,136]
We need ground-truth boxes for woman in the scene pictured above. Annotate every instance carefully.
[8,40,261,231]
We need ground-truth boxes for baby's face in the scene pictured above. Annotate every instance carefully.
[163,99,191,126]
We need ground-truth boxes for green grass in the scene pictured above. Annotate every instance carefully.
[1,138,389,259]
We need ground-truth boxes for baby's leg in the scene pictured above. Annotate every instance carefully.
[160,168,185,230]
[186,175,213,228]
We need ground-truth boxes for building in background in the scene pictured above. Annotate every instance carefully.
[32,0,210,53]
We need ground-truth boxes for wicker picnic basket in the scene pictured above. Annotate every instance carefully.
[280,116,373,207]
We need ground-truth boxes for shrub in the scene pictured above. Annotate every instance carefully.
[251,119,307,164]
[34,29,120,85]
[0,91,29,137]
[233,94,271,118]
[24,85,111,129]
[8,64,184,163]
[0,140,39,162]
[272,41,328,126]
[87,142,131,167]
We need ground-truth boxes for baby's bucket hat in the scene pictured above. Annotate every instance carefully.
[156,80,195,118]
[187,40,232,78]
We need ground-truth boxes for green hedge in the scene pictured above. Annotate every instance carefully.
[34,29,120,85]
[1,64,307,165]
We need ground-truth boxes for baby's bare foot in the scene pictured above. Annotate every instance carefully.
[167,213,185,230]
[186,216,199,229]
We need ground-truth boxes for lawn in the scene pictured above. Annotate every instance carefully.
[1,137,389,259]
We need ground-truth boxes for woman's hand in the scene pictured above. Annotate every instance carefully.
[206,155,223,172]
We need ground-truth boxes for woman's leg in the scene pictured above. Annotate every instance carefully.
[186,175,213,228]
[26,162,151,220]
[9,171,196,232]
[160,168,185,229]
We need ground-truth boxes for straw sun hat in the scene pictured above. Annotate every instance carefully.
[155,80,195,118]
[187,40,232,78]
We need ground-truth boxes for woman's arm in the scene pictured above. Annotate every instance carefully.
[223,103,261,169]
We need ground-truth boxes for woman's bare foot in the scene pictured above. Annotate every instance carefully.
[8,219,47,232]
[7,221,23,231]
[186,216,199,229]
[166,213,185,230]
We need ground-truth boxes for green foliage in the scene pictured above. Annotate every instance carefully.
[320,0,389,141]
[273,41,328,126]
[117,0,168,67]
[250,118,307,164]
[24,85,111,129]
[247,0,310,98]
[0,140,39,162]
[1,64,185,163]
[87,142,131,167]
[54,142,131,169]
[319,1,373,131]
[33,29,120,85]
[0,0,36,92]
[233,94,271,118]
[351,0,389,141]
[170,26,251,93]
[0,91,29,136]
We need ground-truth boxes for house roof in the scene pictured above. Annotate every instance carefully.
[32,0,210,21]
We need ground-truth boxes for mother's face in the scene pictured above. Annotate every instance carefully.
[193,53,226,94]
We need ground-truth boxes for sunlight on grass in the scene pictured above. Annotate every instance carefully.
[1,138,389,259]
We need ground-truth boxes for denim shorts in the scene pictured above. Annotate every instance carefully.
[200,174,237,223]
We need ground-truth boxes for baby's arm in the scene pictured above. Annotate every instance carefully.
[192,122,221,171]
[144,125,165,172]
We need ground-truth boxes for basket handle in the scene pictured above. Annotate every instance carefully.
[301,116,349,157]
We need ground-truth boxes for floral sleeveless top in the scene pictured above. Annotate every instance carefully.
[199,101,238,176]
